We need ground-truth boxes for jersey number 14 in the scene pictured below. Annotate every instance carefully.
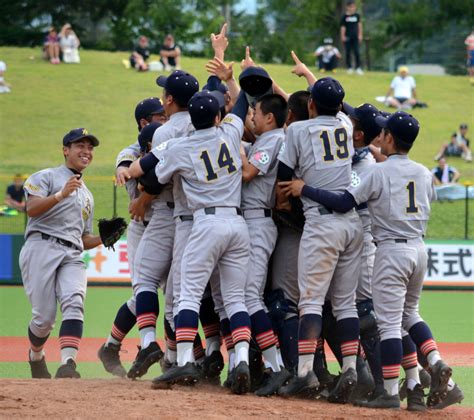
[200,142,237,181]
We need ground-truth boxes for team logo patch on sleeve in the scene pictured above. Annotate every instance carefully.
[155,141,168,151]
[351,171,361,187]
[253,151,269,165]
[157,157,166,168]
[222,116,234,124]
[278,142,286,157]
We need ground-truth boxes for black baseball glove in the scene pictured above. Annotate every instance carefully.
[98,217,127,250]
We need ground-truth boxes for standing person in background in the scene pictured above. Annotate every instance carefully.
[59,24,81,64]
[130,36,150,72]
[465,29,474,84]
[160,34,181,71]
[44,27,60,64]
[314,38,342,73]
[340,0,363,75]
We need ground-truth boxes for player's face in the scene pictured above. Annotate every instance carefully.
[64,139,94,172]
[380,129,395,156]
[252,103,269,136]
[346,3,356,13]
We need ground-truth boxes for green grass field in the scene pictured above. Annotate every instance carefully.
[0,46,473,237]
[0,287,473,406]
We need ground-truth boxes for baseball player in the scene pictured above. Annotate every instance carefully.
[20,128,102,379]
[124,70,199,379]
[98,98,165,377]
[240,93,291,396]
[145,90,253,395]
[281,111,461,410]
[277,78,363,403]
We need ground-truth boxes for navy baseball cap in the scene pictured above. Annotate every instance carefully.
[344,102,381,142]
[203,81,228,95]
[239,67,273,97]
[208,90,226,109]
[63,128,99,147]
[138,122,162,153]
[156,70,199,105]
[135,97,164,125]
[188,91,220,129]
[311,77,345,110]
[375,111,420,145]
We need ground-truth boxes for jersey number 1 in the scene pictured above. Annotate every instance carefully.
[200,143,237,181]
[406,181,419,213]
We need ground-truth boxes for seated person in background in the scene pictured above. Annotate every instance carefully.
[129,36,150,71]
[44,26,60,64]
[0,61,11,93]
[160,34,181,71]
[384,66,417,110]
[431,158,460,185]
[5,174,26,211]
[59,24,80,63]
[434,123,472,162]
[314,37,341,73]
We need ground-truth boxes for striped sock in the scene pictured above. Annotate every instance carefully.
[136,292,159,349]
[176,309,199,367]
[106,303,136,346]
[409,321,441,367]
[59,320,83,365]
[381,338,402,396]
[230,312,252,365]
[337,318,360,373]
[251,310,280,372]
[202,322,221,356]
[193,334,206,364]
[297,314,322,377]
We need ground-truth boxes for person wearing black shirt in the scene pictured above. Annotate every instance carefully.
[5,174,26,211]
[130,36,150,72]
[340,0,363,75]
[159,34,181,71]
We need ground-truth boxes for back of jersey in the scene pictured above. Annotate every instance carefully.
[280,112,354,211]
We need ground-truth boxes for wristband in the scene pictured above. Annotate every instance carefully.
[54,191,64,202]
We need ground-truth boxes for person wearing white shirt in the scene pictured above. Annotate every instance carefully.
[59,24,80,64]
[385,66,417,110]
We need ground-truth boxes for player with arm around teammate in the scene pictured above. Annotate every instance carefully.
[20,128,102,379]
[280,111,463,411]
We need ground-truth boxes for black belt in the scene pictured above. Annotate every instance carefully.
[179,215,194,221]
[204,207,242,216]
[263,209,272,217]
[374,239,408,247]
[40,233,79,250]
[318,206,333,215]
[143,221,149,227]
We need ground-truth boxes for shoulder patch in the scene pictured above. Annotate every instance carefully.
[24,182,40,192]
[253,151,270,165]
[222,116,234,124]
[278,142,286,157]
[156,141,168,152]
[351,170,361,187]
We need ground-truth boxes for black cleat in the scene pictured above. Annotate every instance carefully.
[407,384,427,412]
[255,368,292,397]
[349,362,374,403]
[278,371,319,398]
[151,362,200,389]
[98,343,127,377]
[159,357,174,374]
[127,342,164,379]
[29,356,51,379]
[201,350,224,381]
[231,361,251,395]
[55,359,81,379]
[430,384,464,409]
[328,368,357,404]
[223,368,234,389]
[399,367,431,400]
[427,360,452,407]
[357,390,400,409]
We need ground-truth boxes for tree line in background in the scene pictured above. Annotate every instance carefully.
[0,0,472,73]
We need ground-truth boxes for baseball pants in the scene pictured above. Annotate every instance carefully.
[372,238,426,341]
[356,229,376,303]
[298,208,363,320]
[20,234,87,338]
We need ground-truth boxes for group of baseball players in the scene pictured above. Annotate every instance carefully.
[21,24,464,412]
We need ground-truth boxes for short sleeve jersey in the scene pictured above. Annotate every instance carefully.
[154,114,244,211]
[340,13,361,39]
[151,112,195,211]
[23,165,94,251]
[6,184,24,203]
[391,76,416,99]
[241,128,285,210]
[278,112,354,212]
[348,154,436,242]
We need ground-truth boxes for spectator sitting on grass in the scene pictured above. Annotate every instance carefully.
[44,26,61,64]
[160,34,181,71]
[384,66,418,110]
[434,123,472,162]
[5,174,26,212]
[59,24,80,63]
[431,158,460,185]
[314,38,341,73]
[129,36,150,71]
[0,61,11,93]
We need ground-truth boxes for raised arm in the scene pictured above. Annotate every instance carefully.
[210,23,228,61]
[291,51,317,87]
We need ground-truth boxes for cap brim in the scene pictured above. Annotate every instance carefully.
[156,76,168,87]
[342,102,356,118]
[209,91,226,108]
[374,115,389,128]
[150,106,165,115]
[72,135,99,147]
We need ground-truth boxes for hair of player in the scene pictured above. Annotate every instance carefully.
[288,91,310,121]
[314,101,340,117]
[386,129,413,153]
[163,88,188,109]
[256,94,288,128]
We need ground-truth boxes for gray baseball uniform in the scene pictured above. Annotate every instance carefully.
[279,113,363,319]
[155,114,249,319]
[351,149,377,302]
[20,165,94,338]
[348,154,436,341]
[242,128,284,316]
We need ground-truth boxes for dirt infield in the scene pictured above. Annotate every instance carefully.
[0,378,472,419]
[1,337,473,366]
